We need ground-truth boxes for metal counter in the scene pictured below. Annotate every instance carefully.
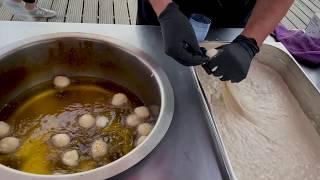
[0,22,319,180]
[0,22,225,180]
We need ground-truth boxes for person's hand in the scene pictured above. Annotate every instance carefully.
[158,2,208,66]
[202,35,260,83]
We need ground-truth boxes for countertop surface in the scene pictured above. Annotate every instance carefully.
[0,21,319,180]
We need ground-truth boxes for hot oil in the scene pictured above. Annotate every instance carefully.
[0,77,143,174]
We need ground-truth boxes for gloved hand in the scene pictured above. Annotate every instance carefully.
[202,35,260,83]
[158,2,209,66]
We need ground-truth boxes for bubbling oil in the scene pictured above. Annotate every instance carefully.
[0,77,143,175]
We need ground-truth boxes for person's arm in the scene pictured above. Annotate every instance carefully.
[242,0,294,46]
[149,0,171,16]
[148,0,209,66]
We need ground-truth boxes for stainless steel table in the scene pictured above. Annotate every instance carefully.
[0,22,319,180]
[0,22,226,180]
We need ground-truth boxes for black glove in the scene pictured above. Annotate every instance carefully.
[202,35,259,83]
[158,3,209,66]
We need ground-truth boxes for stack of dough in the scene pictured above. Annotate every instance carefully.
[196,62,320,180]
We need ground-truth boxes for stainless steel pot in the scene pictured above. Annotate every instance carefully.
[0,33,174,179]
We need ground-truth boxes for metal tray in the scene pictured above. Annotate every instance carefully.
[194,42,320,180]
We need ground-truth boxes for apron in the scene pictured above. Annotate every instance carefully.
[137,0,256,27]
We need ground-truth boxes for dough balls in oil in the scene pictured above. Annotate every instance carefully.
[0,121,10,138]
[79,114,96,128]
[52,134,70,147]
[137,123,153,136]
[91,139,108,159]
[53,76,71,89]
[0,137,20,153]
[111,93,128,106]
[134,106,150,119]
[62,150,79,167]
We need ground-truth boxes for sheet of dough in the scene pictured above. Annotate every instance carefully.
[196,62,320,180]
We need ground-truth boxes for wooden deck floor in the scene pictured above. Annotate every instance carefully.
[0,0,138,24]
[0,0,319,29]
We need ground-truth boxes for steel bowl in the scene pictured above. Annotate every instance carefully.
[0,33,174,179]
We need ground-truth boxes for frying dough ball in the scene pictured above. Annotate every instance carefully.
[79,114,95,128]
[0,137,20,153]
[91,139,108,159]
[111,93,128,106]
[134,106,150,119]
[137,123,153,136]
[53,76,71,89]
[0,121,10,138]
[135,136,147,146]
[62,150,79,167]
[125,114,142,127]
[149,105,160,116]
[96,116,109,128]
[52,134,70,147]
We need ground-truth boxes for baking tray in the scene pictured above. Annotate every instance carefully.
[194,42,320,180]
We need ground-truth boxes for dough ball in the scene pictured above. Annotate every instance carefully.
[52,134,70,147]
[149,105,160,116]
[125,114,142,127]
[91,139,108,159]
[0,137,20,153]
[62,150,79,167]
[111,93,128,106]
[53,76,71,89]
[78,114,95,128]
[134,106,150,119]
[0,121,10,138]
[137,123,153,136]
[135,136,147,146]
[96,116,109,128]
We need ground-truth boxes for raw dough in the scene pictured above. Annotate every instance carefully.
[51,134,70,147]
[53,76,70,89]
[0,137,20,153]
[96,116,109,128]
[91,139,108,159]
[0,121,10,138]
[196,62,320,180]
[134,106,150,119]
[125,114,142,127]
[111,93,128,106]
[62,150,79,167]
[78,114,95,128]
[137,123,153,136]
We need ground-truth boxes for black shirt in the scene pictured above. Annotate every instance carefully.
[137,0,256,27]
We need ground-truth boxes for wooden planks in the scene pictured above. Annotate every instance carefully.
[300,0,320,13]
[83,0,98,23]
[114,0,130,24]
[0,0,317,29]
[290,3,310,25]
[0,6,13,21]
[65,0,83,23]
[281,16,297,30]
[127,0,137,24]
[99,0,113,24]
[286,9,307,29]
[49,0,68,22]
[295,0,315,18]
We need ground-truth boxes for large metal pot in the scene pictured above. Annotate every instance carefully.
[0,33,174,179]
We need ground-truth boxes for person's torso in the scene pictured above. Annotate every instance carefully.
[172,0,256,27]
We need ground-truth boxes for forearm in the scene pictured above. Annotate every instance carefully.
[241,0,294,46]
[149,0,172,16]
